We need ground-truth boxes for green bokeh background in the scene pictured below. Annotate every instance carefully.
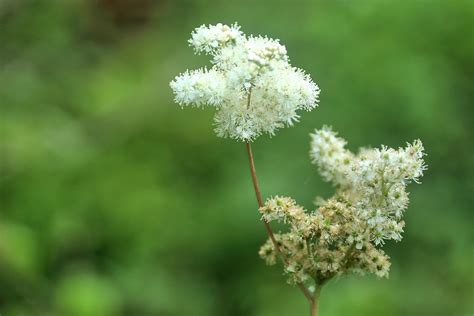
[1,1,473,315]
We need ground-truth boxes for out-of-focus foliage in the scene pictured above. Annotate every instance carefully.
[0,0,472,315]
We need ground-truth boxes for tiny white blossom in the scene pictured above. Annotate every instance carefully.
[170,23,320,141]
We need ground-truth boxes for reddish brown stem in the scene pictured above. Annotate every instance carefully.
[310,284,322,316]
[245,142,313,303]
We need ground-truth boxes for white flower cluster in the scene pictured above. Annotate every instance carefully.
[259,128,426,285]
[170,23,320,141]
[310,126,427,245]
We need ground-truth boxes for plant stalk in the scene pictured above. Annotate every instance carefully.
[245,142,313,303]
[310,284,322,316]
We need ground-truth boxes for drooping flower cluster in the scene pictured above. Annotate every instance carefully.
[259,127,426,285]
[170,23,320,141]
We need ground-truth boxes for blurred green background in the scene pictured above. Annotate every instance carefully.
[1,0,473,315]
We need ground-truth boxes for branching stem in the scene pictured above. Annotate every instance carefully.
[245,89,315,309]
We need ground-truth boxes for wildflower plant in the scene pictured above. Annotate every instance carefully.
[170,23,427,316]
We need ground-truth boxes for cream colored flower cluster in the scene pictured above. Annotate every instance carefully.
[311,126,426,245]
[259,128,426,285]
[170,23,320,141]
[259,196,390,284]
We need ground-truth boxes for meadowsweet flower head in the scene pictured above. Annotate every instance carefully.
[259,129,426,285]
[170,23,320,141]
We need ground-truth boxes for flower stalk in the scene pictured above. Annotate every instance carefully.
[310,284,322,316]
[246,142,313,303]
